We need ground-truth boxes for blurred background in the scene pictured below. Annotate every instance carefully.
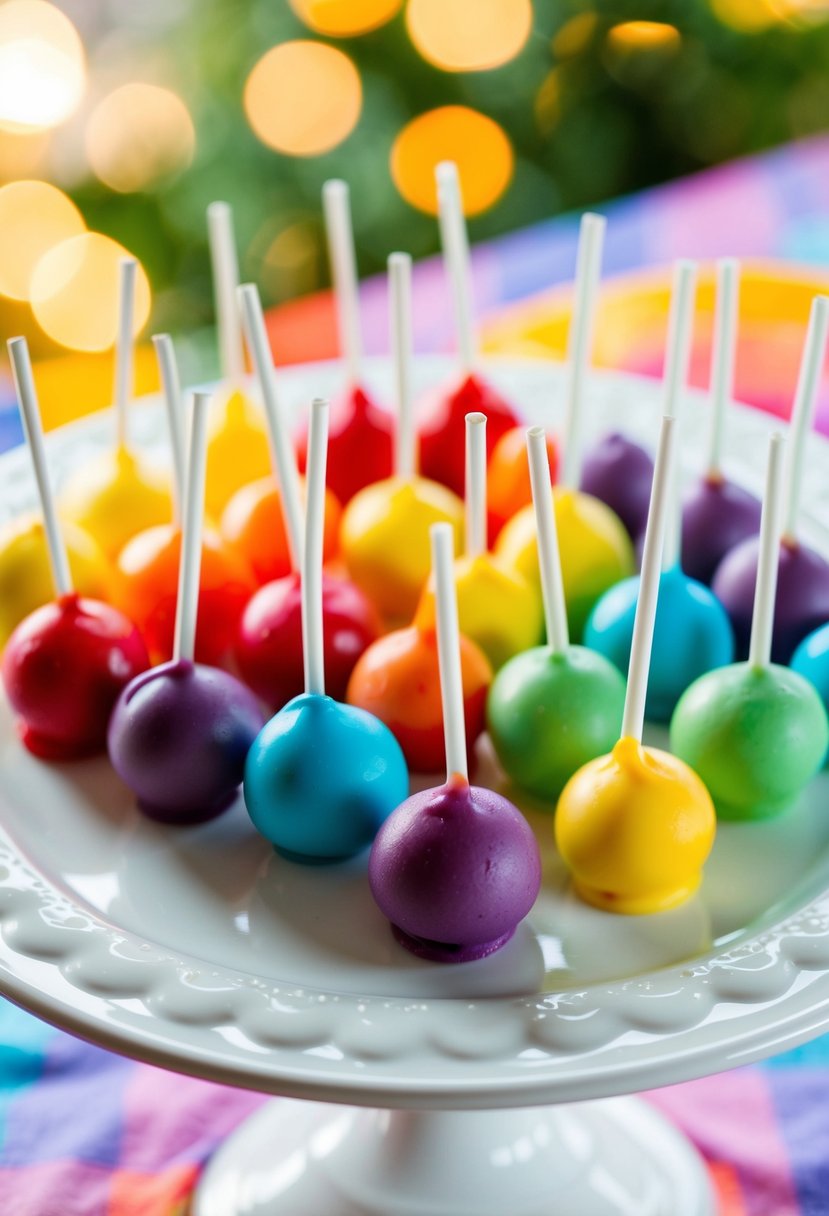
[2,0,829,412]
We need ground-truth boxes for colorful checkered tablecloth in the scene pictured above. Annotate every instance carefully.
[4,136,829,1214]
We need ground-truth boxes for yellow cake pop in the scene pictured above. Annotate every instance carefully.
[61,258,172,560]
[203,202,270,517]
[0,516,111,650]
[340,253,463,625]
[417,412,542,669]
[555,416,716,914]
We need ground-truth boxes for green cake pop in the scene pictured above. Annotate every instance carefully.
[671,433,829,821]
[487,426,625,803]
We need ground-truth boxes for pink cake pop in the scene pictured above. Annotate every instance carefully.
[108,392,264,824]
[234,284,380,708]
[417,163,519,496]
[713,295,829,662]
[369,522,541,963]
[296,180,393,504]
[2,338,149,760]
[681,259,761,584]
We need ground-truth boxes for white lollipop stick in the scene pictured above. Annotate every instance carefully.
[527,427,569,654]
[661,259,697,572]
[238,283,304,573]
[323,180,363,386]
[173,392,210,664]
[748,434,786,671]
[782,294,829,540]
[561,212,606,490]
[7,337,72,598]
[152,334,185,522]
[302,398,329,699]
[436,162,476,374]
[431,521,468,782]
[114,256,137,450]
[207,201,245,384]
[707,258,740,478]
[621,414,677,743]
[465,412,487,557]
[389,252,415,481]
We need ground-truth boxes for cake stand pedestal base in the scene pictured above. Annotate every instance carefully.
[194,1097,714,1215]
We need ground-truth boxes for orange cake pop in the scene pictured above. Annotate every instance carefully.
[487,423,558,542]
[114,335,254,665]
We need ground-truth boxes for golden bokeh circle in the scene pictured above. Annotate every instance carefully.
[0,0,86,132]
[0,180,85,301]
[86,83,195,194]
[391,106,513,215]
[606,21,682,51]
[30,233,151,352]
[406,0,532,71]
[288,0,401,36]
[245,41,362,156]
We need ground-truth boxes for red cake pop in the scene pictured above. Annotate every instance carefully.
[234,283,380,708]
[417,163,519,496]
[114,335,255,666]
[296,180,393,503]
[2,338,148,759]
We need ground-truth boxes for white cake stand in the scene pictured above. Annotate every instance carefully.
[2,359,829,1215]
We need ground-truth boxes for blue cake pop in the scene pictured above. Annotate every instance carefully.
[584,261,735,722]
[792,623,829,735]
[243,398,408,864]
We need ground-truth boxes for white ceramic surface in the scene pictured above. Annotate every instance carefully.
[0,358,828,1114]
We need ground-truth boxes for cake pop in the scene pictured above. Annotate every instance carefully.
[417,163,519,497]
[114,335,255,666]
[340,252,464,625]
[108,392,264,824]
[556,415,716,914]
[368,522,541,962]
[580,433,653,543]
[233,284,380,708]
[713,294,829,663]
[487,427,625,802]
[486,423,558,542]
[203,202,271,518]
[681,259,761,584]
[0,516,111,651]
[495,215,634,639]
[295,180,393,504]
[791,624,829,728]
[244,398,408,863]
[61,257,171,560]
[584,261,734,722]
[2,338,149,759]
[416,412,542,670]
[672,434,829,820]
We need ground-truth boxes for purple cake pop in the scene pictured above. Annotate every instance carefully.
[713,537,829,664]
[369,776,541,962]
[580,432,653,540]
[108,660,264,824]
[682,475,761,585]
[368,522,541,964]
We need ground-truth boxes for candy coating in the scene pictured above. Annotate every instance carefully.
[670,662,829,820]
[297,384,393,506]
[418,373,518,497]
[244,693,408,863]
[205,388,271,519]
[682,475,761,585]
[580,432,653,541]
[62,445,171,561]
[555,737,716,914]
[220,477,341,587]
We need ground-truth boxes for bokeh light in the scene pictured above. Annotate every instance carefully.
[0,1,85,132]
[0,180,85,301]
[606,21,682,52]
[244,42,362,156]
[30,233,151,352]
[710,0,780,30]
[406,0,532,71]
[288,0,401,36]
[86,83,195,194]
[391,106,513,215]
